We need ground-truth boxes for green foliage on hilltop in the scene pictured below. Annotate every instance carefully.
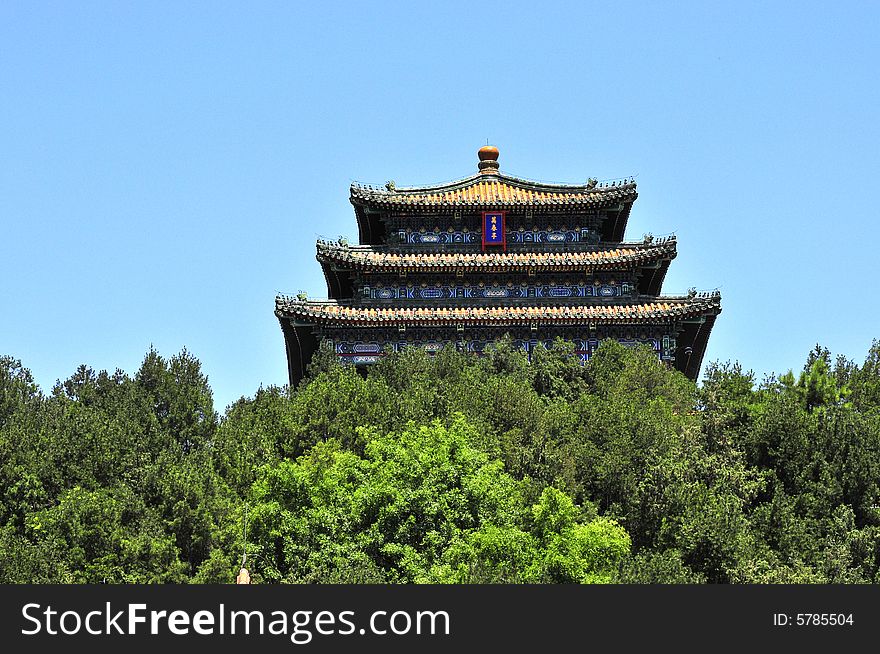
[2,338,880,583]
[236,420,627,584]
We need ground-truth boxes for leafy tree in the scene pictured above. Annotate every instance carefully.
[26,486,187,583]
[135,347,217,452]
[246,418,629,583]
[615,549,705,584]
[0,356,40,428]
[850,340,880,411]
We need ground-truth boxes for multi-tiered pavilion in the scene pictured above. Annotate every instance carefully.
[276,147,720,384]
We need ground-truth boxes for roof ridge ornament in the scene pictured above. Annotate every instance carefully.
[477,145,500,175]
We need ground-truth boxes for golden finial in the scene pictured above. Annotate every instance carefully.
[478,145,500,174]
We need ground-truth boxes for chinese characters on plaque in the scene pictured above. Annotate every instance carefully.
[482,211,506,251]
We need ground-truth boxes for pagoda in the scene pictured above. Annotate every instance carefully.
[276,147,720,385]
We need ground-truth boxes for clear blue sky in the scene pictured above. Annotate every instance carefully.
[2,1,878,412]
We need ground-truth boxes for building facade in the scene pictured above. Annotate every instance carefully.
[276,147,720,385]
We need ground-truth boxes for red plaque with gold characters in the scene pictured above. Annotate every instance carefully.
[482,211,506,251]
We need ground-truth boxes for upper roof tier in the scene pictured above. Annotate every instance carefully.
[351,175,637,211]
[350,146,637,212]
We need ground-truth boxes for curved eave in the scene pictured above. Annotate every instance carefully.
[608,199,635,242]
[638,256,672,295]
[275,295,721,328]
[277,316,320,387]
[321,265,352,299]
[353,204,375,245]
[674,312,721,380]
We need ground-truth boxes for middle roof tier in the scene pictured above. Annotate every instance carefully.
[317,235,676,274]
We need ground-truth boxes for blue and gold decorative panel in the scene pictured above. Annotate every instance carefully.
[374,288,397,300]
[397,229,480,244]
[367,282,632,301]
[507,228,599,245]
[350,355,382,364]
[335,341,384,355]
[396,227,600,245]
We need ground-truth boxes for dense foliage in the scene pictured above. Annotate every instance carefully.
[2,338,880,584]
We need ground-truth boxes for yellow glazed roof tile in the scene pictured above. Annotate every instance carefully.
[350,174,637,209]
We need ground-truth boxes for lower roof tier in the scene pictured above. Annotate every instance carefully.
[278,314,718,384]
[276,292,721,328]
